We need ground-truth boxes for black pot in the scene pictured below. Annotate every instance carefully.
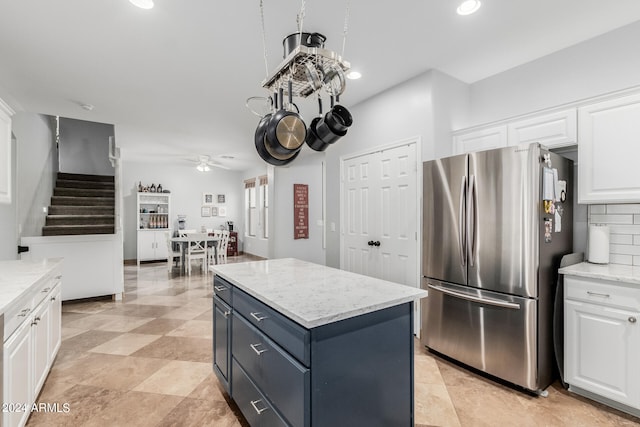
[305,117,330,152]
[265,84,306,155]
[283,32,326,57]
[325,104,353,134]
[255,115,300,166]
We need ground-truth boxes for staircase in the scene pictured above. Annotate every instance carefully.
[42,173,115,236]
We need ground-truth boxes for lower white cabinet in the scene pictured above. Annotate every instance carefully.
[564,275,640,415]
[137,230,169,265]
[3,277,62,427]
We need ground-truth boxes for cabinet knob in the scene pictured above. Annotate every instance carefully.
[629,317,637,323]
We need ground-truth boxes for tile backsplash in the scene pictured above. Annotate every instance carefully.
[588,204,640,266]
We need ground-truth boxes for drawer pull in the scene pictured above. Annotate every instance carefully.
[18,308,31,317]
[250,312,268,322]
[250,399,269,415]
[250,343,267,356]
[630,317,637,324]
[586,291,610,298]
[42,287,51,293]
[214,285,227,292]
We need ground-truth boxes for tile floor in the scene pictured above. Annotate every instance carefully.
[25,256,640,427]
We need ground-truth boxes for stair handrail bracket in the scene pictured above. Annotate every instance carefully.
[261,45,350,98]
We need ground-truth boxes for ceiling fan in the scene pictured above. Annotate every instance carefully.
[187,155,230,171]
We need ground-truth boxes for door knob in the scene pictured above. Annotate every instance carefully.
[629,317,637,323]
[368,241,374,246]
[373,241,381,247]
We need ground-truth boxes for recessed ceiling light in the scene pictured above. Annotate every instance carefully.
[129,0,154,9]
[457,0,481,15]
[346,71,362,80]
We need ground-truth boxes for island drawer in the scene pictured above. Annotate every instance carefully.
[233,312,309,427]
[213,275,233,305]
[231,358,289,427]
[3,292,34,341]
[233,287,310,366]
[32,271,61,308]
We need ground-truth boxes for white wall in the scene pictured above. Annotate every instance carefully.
[0,132,16,260]
[121,160,243,260]
[271,151,326,265]
[59,117,115,176]
[467,20,640,126]
[12,113,57,237]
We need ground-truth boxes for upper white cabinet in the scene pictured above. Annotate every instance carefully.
[508,108,577,149]
[0,97,15,204]
[452,125,507,155]
[578,92,640,203]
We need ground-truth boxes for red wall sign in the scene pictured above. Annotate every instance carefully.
[293,184,309,239]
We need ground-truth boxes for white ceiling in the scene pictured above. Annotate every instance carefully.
[1,1,640,170]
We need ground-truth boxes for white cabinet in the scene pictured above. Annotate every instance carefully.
[137,193,171,265]
[3,321,32,427]
[3,273,62,427]
[137,230,169,265]
[507,108,577,149]
[0,97,14,204]
[578,92,640,203]
[564,275,640,416]
[452,125,507,154]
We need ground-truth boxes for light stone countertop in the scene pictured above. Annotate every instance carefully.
[559,262,640,285]
[211,258,428,329]
[0,258,64,315]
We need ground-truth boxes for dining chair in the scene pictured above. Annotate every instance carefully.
[186,232,207,275]
[206,229,221,267]
[165,231,181,272]
[217,230,230,264]
[178,229,197,237]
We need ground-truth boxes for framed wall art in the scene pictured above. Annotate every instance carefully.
[201,206,211,217]
[202,192,214,205]
[217,194,226,203]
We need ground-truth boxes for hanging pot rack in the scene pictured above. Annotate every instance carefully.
[261,45,350,98]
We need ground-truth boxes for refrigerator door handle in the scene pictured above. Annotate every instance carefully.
[467,174,478,267]
[427,284,521,310]
[459,176,467,267]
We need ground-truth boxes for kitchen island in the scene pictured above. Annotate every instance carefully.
[211,258,427,427]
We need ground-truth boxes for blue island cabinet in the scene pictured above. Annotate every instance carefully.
[212,274,415,427]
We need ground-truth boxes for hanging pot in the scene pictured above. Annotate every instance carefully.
[283,32,326,58]
[254,92,300,166]
[265,81,306,156]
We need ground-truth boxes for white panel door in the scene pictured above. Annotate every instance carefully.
[343,154,379,278]
[342,143,418,286]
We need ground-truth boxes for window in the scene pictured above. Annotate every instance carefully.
[244,179,256,237]
[259,175,268,238]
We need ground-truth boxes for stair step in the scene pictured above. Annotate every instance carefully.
[54,187,115,197]
[42,225,115,236]
[48,206,114,215]
[45,215,115,226]
[57,172,114,183]
[51,196,115,206]
[56,179,115,190]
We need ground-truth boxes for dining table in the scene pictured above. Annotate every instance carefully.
[170,234,219,274]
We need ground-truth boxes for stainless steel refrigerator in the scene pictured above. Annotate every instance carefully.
[421,142,573,393]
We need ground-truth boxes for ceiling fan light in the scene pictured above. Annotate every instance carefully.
[346,71,362,80]
[457,0,481,15]
[197,164,208,172]
[129,0,154,10]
